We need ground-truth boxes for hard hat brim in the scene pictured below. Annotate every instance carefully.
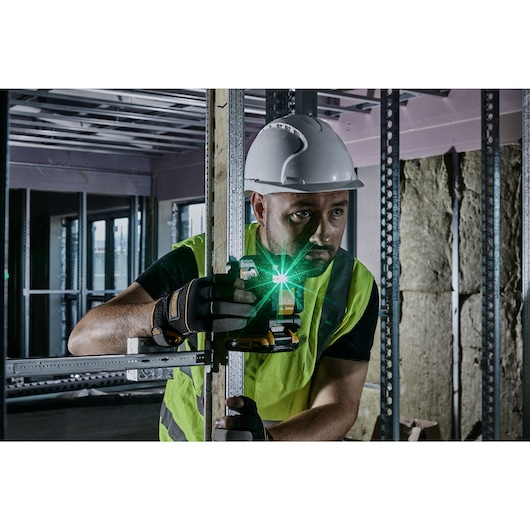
[244,177,364,195]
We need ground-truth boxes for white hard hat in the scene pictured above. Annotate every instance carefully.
[244,114,363,195]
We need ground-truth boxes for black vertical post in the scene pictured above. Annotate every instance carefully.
[481,89,501,441]
[1,90,9,440]
[265,90,294,123]
[265,89,316,121]
[295,90,318,117]
[380,89,401,441]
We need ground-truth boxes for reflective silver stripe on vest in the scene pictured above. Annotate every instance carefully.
[160,399,188,441]
[159,366,204,441]
[180,366,205,415]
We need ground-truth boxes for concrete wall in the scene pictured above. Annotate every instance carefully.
[348,143,523,441]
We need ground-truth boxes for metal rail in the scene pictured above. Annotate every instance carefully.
[6,348,211,380]
[7,372,132,400]
[265,90,295,122]
[225,90,246,402]
[203,89,215,441]
[481,90,501,440]
[379,89,401,441]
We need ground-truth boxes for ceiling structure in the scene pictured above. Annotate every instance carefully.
[7,88,523,200]
[7,89,451,159]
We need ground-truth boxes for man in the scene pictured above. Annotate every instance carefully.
[68,114,379,441]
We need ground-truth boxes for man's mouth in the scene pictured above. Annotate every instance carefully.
[305,245,334,259]
[307,249,330,258]
[299,246,336,276]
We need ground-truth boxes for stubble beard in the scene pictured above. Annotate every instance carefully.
[265,224,336,278]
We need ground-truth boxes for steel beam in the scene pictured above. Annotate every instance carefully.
[295,90,318,117]
[265,90,294,122]
[481,90,501,441]
[203,90,215,441]
[225,90,246,404]
[11,89,208,122]
[6,347,212,379]
[379,89,401,441]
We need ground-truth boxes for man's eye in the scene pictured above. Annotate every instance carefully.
[331,208,344,217]
[294,210,311,219]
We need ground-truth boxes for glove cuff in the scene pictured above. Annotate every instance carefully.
[151,297,184,348]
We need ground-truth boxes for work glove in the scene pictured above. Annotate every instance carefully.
[151,275,256,347]
[212,396,273,441]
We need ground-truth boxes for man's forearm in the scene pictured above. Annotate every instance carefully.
[267,402,357,441]
[68,302,155,356]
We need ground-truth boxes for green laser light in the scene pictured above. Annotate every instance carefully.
[272,272,288,284]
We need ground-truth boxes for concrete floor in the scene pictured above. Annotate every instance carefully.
[5,388,164,441]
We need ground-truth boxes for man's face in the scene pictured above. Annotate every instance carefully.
[251,190,349,277]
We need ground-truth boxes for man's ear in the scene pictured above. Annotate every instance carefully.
[250,192,266,226]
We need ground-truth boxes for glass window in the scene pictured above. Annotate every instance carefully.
[178,202,205,240]
[67,218,79,291]
[113,217,129,292]
[8,189,144,359]
[173,200,256,244]
[91,220,106,292]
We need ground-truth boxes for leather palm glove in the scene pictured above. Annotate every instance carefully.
[151,275,256,347]
[212,396,273,441]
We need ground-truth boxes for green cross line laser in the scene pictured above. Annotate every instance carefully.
[225,255,304,353]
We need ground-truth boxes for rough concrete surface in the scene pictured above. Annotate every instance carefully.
[352,144,523,441]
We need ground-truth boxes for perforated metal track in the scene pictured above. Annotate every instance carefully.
[379,90,401,441]
[481,90,501,440]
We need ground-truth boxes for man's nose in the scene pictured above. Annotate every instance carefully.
[308,218,331,246]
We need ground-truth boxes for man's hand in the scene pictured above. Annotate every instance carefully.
[151,275,256,347]
[212,396,273,441]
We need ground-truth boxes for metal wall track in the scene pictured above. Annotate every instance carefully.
[225,90,246,403]
[481,90,501,440]
[6,372,132,400]
[379,90,401,440]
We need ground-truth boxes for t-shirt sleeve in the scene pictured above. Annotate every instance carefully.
[135,246,198,300]
[322,281,379,362]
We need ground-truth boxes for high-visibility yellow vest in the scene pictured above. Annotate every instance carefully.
[159,223,374,441]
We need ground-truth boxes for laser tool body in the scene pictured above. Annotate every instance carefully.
[225,255,304,353]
